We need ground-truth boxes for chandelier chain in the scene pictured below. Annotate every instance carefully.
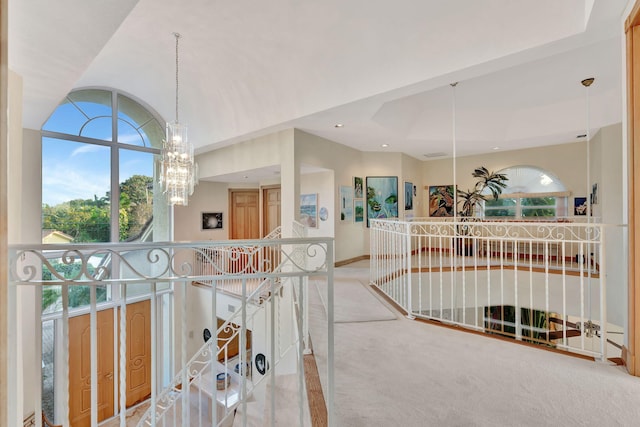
[174,32,180,123]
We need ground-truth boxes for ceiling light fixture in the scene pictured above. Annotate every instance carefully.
[334,123,344,128]
[159,32,198,206]
[381,143,389,148]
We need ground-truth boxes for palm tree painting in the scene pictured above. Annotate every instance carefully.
[366,176,398,227]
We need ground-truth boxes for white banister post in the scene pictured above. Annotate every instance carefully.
[90,285,98,427]
[326,242,335,427]
[181,279,189,427]
[150,282,158,427]
[406,221,415,319]
[119,283,127,427]
[61,284,69,427]
[599,225,607,361]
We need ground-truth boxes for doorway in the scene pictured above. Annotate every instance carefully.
[67,300,151,426]
[229,189,260,239]
[262,186,281,237]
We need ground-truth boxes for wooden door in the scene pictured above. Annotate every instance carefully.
[262,186,281,237]
[69,301,152,425]
[69,309,114,427]
[122,300,151,407]
[230,190,260,239]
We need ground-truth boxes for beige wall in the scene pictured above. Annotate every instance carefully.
[593,124,626,328]
[295,130,364,261]
[0,0,8,420]
[20,128,42,421]
[423,141,589,204]
[174,181,230,241]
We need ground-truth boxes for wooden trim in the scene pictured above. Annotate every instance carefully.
[626,5,640,376]
[334,255,369,267]
[626,0,640,32]
[409,265,600,278]
[304,352,327,427]
[368,284,595,362]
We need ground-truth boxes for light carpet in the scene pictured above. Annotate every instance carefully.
[312,276,397,323]
[309,264,640,427]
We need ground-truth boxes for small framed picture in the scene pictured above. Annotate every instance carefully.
[202,212,223,230]
[574,197,588,216]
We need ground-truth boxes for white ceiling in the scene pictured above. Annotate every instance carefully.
[8,0,629,182]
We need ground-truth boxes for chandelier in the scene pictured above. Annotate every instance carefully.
[159,32,198,206]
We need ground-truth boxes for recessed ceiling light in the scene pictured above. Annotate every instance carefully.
[492,146,500,150]
[381,143,389,148]
[334,123,344,128]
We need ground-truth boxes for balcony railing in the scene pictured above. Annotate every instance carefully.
[370,218,614,359]
[8,237,334,427]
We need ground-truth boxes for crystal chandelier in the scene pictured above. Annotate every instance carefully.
[159,32,198,206]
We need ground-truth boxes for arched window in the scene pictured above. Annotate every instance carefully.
[41,88,168,243]
[39,91,174,422]
[483,165,569,219]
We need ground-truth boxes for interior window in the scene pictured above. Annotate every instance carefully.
[482,166,568,219]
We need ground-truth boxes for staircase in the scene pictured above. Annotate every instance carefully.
[137,267,310,427]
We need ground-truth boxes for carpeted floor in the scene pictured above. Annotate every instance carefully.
[308,262,640,427]
[312,276,397,323]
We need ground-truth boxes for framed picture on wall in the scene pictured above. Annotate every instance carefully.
[428,185,455,217]
[300,193,318,228]
[354,199,364,223]
[404,181,414,210]
[574,197,588,216]
[354,176,363,199]
[340,185,354,221]
[202,212,223,230]
[366,176,398,227]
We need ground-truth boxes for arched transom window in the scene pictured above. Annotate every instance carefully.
[483,165,569,219]
[41,88,167,244]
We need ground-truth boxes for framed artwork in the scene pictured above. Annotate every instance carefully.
[202,212,223,229]
[354,199,364,223]
[354,176,363,199]
[591,183,598,205]
[404,181,414,211]
[300,193,318,228]
[340,185,354,221]
[574,197,588,216]
[428,185,455,217]
[366,176,398,227]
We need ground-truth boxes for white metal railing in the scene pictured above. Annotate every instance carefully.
[8,237,334,427]
[370,218,611,360]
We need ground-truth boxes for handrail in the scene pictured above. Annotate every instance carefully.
[370,218,612,360]
[42,411,61,427]
[8,237,335,427]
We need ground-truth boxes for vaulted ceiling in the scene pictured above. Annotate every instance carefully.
[9,0,629,172]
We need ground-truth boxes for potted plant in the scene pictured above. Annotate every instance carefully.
[456,166,508,255]
[457,166,509,218]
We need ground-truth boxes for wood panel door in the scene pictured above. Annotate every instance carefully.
[122,300,151,407]
[69,309,114,427]
[68,301,152,425]
[230,190,260,239]
[263,186,281,237]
